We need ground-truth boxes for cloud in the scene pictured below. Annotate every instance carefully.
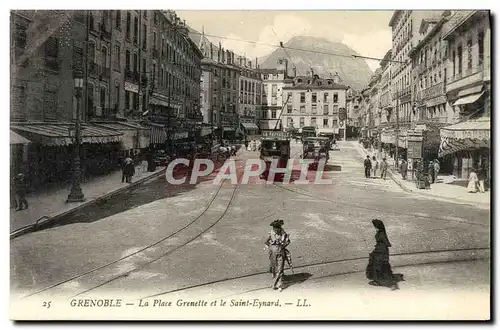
[342,30,392,71]
[218,13,313,59]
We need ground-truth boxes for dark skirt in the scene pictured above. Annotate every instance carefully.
[366,245,396,287]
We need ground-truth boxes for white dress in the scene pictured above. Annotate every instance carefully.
[467,171,478,193]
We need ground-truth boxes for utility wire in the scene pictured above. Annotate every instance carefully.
[190,30,406,64]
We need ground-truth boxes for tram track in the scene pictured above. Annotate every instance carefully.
[22,178,239,300]
[140,246,489,300]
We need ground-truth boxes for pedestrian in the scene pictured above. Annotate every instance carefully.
[467,168,479,193]
[124,158,135,183]
[400,159,408,180]
[364,155,372,178]
[428,160,435,184]
[478,166,487,193]
[371,156,379,178]
[366,219,401,291]
[433,159,440,182]
[13,173,28,211]
[264,219,291,292]
[380,158,388,180]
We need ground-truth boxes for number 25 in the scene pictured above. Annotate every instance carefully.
[42,301,51,309]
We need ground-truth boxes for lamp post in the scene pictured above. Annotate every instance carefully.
[67,74,86,202]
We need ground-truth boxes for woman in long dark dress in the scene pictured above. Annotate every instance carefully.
[366,219,399,290]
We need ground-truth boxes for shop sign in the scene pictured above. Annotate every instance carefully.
[173,131,189,140]
[407,140,423,159]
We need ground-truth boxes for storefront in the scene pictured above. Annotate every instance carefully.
[240,122,259,140]
[438,116,490,180]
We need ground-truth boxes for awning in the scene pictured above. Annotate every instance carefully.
[223,127,235,132]
[10,130,31,145]
[240,123,259,130]
[438,117,490,157]
[453,92,484,106]
[457,85,483,97]
[94,122,144,150]
[10,123,122,146]
[149,98,170,107]
[440,117,490,140]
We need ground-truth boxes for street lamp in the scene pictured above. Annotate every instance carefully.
[67,74,86,203]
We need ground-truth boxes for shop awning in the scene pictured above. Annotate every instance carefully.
[149,124,166,144]
[438,117,490,157]
[240,123,259,130]
[440,117,490,140]
[10,130,31,145]
[93,122,144,150]
[223,127,235,132]
[453,92,484,106]
[10,123,122,146]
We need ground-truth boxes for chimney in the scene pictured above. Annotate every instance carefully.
[293,67,297,77]
[238,56,242,66]
[255,57,258,67]
[249,60,252,68]
[243,58,247,67]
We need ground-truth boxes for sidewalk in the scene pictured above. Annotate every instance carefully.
[349,141,491,209]
[10,162,166,236]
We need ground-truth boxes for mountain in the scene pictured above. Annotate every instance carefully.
[259,36,373,90]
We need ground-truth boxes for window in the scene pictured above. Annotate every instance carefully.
[300,92,305,103]
[312,93,317,103]
[262,110,268,119]
[457,44,463,75]
[300,105,305,113]
[332,105,339,113]
[271,84,277,97]
[43,91,57,121]
[478,30,484,66]
[271,110,277,119]
[299,117,305,127]
[11,86,26,120]
[134,16,139,44]
[311,117,317,126]
[333,119,338,127]
[142,58,146,74]
[333,93,338,103]
[101,46,107,68]
[467,36,472,69]
[72,44,83,71]
[133,53,138,73]
[87,84,94,112]
[45,37,59,58]
[452,49,456,76]
[100,87,106,109]
[323,104,329,115]
[311,104,317,114]
[114,43,120,70]
[115,11,121,29]
[323,118,329,127]
[88,41,96,61]
[287,104,292,114]
[126,12,131,39]
[125,50,130,71]
[143,10,147,18]
[153,32,157,50]
[14,24,27,49]
[114,84,119,108]
[323,92,328,102]
[142,24,147,49]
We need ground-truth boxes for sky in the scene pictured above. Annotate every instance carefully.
[176,10,394,72]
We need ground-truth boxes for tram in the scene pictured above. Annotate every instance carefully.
[301,126,316,142]
[302,136,330,169]
[259,131,291,181]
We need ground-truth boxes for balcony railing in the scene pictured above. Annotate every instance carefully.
[447,64,484,84]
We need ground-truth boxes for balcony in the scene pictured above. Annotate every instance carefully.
[446,65,484,93]
[441,11,477,39]
[421,83,445,100]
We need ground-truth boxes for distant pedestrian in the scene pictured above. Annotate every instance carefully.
[371,156,379,178]
[124,158,135,183]
[467,168,479,193]
[428,160,435,184]
[400,159,408,180]
[433,160,440,182]
[366,219,402,291]
[478,166,487,193]
[364,155,372,178]
[13,173,28,211]
[264,219,291,292]
[380,158,388,180]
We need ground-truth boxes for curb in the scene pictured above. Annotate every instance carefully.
[10,168,166,240]
[351,142,490,209]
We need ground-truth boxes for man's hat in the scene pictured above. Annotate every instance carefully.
[270,219,284,227]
